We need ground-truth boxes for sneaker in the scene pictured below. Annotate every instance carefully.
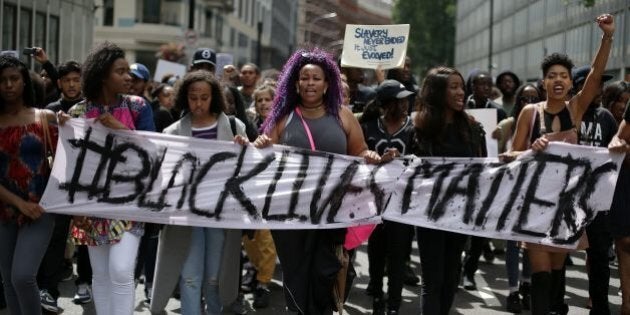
[372,296,386,315]
[253,285,270,309]
[386,309,399,315]
[506,292,522,313]
[144,284,153,307]
[463,274,476,290]
[40,289,60,313]
[519,282,530,310]
[240,268,257,293]
[73,283,92,305]
[228,293,249,315]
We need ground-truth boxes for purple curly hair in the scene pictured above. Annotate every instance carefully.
[261,47,343,134]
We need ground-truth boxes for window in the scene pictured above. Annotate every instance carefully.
[143,0,161,23]
[238,32,248,48]
[19,8,32,64]
[204,10,213,37]
[215,15,223,44]
[48,15,59,65]
[35,12,45,48]
[104,0,114,26]
[2,4,16,49]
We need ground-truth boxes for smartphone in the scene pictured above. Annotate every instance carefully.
[22,47,36,56]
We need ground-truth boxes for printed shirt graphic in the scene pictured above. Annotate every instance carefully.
[362,116,414,155]
[578,107,617,148]
[68,94,155,246]
[0,122,58,225]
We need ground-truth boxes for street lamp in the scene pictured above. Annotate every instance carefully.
[305,12,338,44]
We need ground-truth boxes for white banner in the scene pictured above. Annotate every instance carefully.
[384,143,623,247]
[340,24,410,69]
[40,119,623,247]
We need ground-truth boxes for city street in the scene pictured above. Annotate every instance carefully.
[1,241,621,315]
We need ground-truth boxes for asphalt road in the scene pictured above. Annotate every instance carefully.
[0,241,621,314]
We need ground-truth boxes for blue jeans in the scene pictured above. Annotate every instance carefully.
[0,213,54,315]
[506,240,531,288]
[179,227,225,315]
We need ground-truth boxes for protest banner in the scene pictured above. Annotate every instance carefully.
[340,24,410,69]
[40,119,623,247]
[40,119,394,229]
[384,143,623,247]
[153,59,187,82]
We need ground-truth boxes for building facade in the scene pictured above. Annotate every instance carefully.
[455,0,630,81]
[93,0,296,74]
[299,0,392,57]
[0,0,94,68]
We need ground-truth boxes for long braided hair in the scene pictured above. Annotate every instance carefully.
[260,48,343,134]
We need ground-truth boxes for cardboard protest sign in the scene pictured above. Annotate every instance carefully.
[153,59,187,82]
[340,24,410,69]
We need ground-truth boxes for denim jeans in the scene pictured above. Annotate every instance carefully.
[179,227,225,315]
[506,240,531,288]
[0,213,54,315]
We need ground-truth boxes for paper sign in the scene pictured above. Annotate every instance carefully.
[153,59,187,82]
[340,24,410,69]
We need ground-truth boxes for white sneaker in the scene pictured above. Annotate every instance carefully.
[73,283,92,304]
[40,289,60,312]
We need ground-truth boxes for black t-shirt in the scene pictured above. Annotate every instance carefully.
[46,97,83,113]
[362,116,414,155]
[578,106,618,148]
[414,121,486,158]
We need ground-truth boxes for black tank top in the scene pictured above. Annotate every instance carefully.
[530,105,574,143]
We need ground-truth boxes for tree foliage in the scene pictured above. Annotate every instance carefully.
[392,0,457,78]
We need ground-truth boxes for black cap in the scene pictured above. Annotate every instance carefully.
[572,65,613,86]
[376,79,415,102]
[191,48,216,67]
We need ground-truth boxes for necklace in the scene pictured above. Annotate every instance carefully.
[300,103,324,111]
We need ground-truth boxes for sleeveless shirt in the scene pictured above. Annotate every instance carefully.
[280,112,347,154]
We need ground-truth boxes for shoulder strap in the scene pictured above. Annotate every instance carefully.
[228,115,237,137]
[39,109,54,159]
[537,103,546,135]
[294,107,316,150]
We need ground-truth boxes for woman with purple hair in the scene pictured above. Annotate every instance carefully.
[254,48,382,314]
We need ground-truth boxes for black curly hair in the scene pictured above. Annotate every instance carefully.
[541,53,574,77]
[0,54,35,109]
[174,70,225,116]
[81,42,126,101]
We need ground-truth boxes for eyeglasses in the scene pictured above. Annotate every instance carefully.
[519,96,540,104]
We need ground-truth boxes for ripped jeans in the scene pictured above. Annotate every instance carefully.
[179,227,225,315]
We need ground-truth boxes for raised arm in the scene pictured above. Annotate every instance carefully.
[571,13,615,119]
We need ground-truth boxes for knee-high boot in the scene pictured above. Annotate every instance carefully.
[550,269,568,314]
[531,271,552,315]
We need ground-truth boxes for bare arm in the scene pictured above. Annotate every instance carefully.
[570,14,615,120]
[609,120,630,153]
[340,106,380,163]
[0,185,44,220]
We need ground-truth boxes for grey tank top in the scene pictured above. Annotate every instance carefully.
[280,111,348,155]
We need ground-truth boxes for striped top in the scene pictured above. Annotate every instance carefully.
[191,123,218,140]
